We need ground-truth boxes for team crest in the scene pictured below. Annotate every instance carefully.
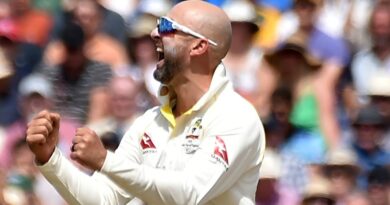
[182,118,203,154]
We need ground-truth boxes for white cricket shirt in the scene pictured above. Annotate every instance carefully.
[38,63,266,205]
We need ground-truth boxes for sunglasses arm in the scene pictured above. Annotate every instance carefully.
[172,23,218,46]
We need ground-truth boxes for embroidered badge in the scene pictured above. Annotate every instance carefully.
[140,133,157,153]
[182,118,203,154]
[212,136,229,170]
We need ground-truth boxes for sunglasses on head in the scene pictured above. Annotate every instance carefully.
[157,16,218,46]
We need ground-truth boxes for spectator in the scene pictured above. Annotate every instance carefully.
[322,148,364,205]
[0,19,20,126]
[266,33,326,165]
[73,0,130,71]
[344,0,375,51]
[300,177,336,205]
[351,105,390,189]
[367,74,390,152]
[367,166,389,205]
[4,139,41,205]
[126,10,163,107]
[223,0,274,119]
[44,0,130,71]
[351,0,390,105]
[256,148,300,205]
[9,0,52,47]
[0,19,43,126]
[39,21,112,125]
[265,86,294,149]
[280,0,351,148]
[264,86,308,194]
[93,0,127,43]
[0,73,79,169]
[88,76,141,141]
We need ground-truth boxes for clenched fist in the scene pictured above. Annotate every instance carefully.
[70,128,107,171]
[26,110,60,164]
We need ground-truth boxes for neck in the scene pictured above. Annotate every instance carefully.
[373,42,390,60]
[171,66,213,117]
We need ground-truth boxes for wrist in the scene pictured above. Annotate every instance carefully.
[35,147,56,165]
[97,149,108,171]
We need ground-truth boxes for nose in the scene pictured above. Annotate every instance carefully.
[150,27,160,43]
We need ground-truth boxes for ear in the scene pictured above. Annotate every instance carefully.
[189,39,209,56]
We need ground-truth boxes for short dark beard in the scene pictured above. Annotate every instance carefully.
[153,60,175,83]
[153,47,183,84]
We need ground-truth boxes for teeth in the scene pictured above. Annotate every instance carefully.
[156,48,163,52]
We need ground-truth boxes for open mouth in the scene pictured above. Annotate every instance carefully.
[156,47,164,67]
[157,48,164,60]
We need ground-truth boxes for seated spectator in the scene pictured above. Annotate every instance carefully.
[367,166,389,205]
[39,21,112,125]
[222,1,272,118]
[265,86,308,194]
[322,148,365,205]
[0,19,44,126]
[256,148,300,205]
[367,74,390,152]
[300,177,336,205]
[0,73,79,169]
[351,1,390,104]
[88,76,141,141]
[44,0,130,71]
[9,0,52,47]
[73,0,130,71]
[266,33,327,164]
[265,86,294,150]
[351,105,390,189]
[127,11,161,107]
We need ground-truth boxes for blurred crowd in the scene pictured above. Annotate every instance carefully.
[0,0,389,204]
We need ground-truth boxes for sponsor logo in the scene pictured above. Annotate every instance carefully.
[140,133,157,154]
[212,136,229,170]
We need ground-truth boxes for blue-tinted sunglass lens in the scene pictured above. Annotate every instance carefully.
[158,18,174,34]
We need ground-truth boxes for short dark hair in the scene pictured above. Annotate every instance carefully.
[60,20,85,52]
[368,166,390,186]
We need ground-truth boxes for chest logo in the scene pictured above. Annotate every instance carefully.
[140,133,156,152]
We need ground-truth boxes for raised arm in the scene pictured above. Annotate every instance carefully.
[26,110,133,205]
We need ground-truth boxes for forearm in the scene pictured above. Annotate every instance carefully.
[315,79,341,148]
[100,151,202,205]
[39,148,131,205]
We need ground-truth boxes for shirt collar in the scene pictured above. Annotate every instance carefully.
[158,63,230,126]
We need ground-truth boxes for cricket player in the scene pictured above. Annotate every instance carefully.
[26,1,266,204]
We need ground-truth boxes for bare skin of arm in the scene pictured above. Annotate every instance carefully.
[255,60,278,119]
[314,61,342,149]
[87,87,110,124]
